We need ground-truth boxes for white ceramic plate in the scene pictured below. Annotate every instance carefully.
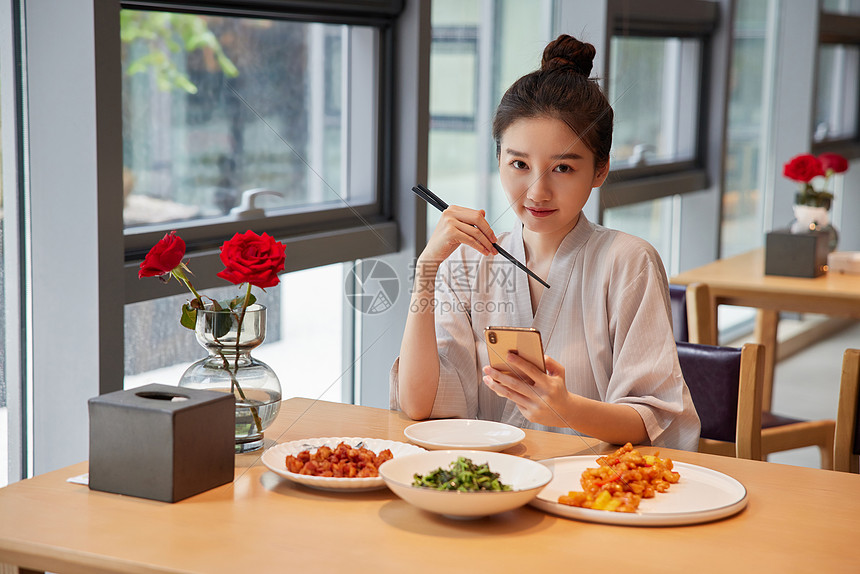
[404,419,526,452]
[379,450,553,519]
[261,437,425,492]
[530,455,748,526]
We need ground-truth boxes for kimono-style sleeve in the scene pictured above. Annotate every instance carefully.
[602,238,701,451]
[389,249,481,419]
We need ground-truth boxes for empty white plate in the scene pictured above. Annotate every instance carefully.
[404,419,526,452]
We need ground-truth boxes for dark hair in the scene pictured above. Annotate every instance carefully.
[492,34,613,171]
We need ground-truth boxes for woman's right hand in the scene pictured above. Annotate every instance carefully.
[420,206,499,264]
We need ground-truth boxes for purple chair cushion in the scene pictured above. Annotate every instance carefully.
[761,411,804,428]
[668,284,689,343]
[676,341,741,443]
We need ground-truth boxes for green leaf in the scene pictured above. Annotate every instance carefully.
[222,293,256,311]
[180,303,197,330]
[217,54,239,78]
[173,75,198,94]
[212,311,233,339]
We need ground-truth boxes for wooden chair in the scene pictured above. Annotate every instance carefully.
[674,282,836,468]
[834,349,860,473]
[676,341,764,460]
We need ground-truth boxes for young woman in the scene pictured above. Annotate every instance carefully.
[390,34,700,450]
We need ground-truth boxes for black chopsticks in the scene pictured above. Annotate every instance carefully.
[411,184,550,289]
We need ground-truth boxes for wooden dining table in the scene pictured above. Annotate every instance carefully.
[1,397,859,573]
[671,247,860,410]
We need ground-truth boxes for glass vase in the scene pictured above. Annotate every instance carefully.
[178,304,281,453]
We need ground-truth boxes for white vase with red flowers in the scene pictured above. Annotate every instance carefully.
[139,230,287,453]
[782,152,848,251]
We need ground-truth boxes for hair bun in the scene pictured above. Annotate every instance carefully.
[540,34,595,77]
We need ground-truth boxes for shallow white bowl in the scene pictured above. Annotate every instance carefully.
[404,419,526,452]
[379,450,553,518]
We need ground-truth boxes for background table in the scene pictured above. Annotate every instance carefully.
[671,248,860,409]
[1,398,860,573]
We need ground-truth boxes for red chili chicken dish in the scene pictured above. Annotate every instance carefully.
[285,442,394,478]
[558,443,681,513]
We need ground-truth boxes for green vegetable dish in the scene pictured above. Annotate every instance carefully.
[411,457,513,492]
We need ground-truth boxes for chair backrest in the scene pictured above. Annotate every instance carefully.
[669,283,717,345]
[834,348,860,473]
[668,284,689,342]
[676,341,764,460]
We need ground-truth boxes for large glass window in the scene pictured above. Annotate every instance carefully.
[1,0,405,480]
[427,0,549,240]
[427,0,719,273]
[602,197,675,265]
[717,0,774,338]
[600,0,716,213]
[815,6,860,154]
[121,4,398,399]
[822,0,860,15]
[609,37,701,169]
[599,1,719,274]
[121,11,374,229]
[721,0,770,258]
[122,4,397,298]
[814,44,859,143]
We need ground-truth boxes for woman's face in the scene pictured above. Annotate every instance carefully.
[498,116,608,241]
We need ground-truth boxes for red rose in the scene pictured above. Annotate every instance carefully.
[217,231,286,289]
[138,231,186,278]
[818,152,849,174]
[783,154,824,183]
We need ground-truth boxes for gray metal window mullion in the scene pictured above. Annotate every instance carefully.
[475,0,495,214]
[355,0,429,409]
[1,0,27,483]
[22,0,125,476]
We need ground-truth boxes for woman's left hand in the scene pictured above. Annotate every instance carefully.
[482,353,572,428]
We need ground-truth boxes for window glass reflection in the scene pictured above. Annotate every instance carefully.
[609,37,701,168]
[722,0,770,258]
[122,10,377,228]
[603,199,673,266]
[822,0,860,15]
[427,0,546,239]
[814,44,860,142]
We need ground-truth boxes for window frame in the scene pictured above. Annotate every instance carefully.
[598,0,719,219]
[1,0,27,483]
[4,0,417,480]
[428,25,479,132]
[120,0,404,304]
[811,11,860,159]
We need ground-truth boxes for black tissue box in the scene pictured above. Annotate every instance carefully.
[765,229,830,278]
[88,383,235,502]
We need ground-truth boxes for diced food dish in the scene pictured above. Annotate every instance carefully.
[557,443,680,513]
[412,456,512,491]
[285,441,393,478]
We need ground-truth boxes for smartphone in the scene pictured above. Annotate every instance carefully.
[484,326,546,375]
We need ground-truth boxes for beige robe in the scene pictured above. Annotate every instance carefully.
[390,214,701,451]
